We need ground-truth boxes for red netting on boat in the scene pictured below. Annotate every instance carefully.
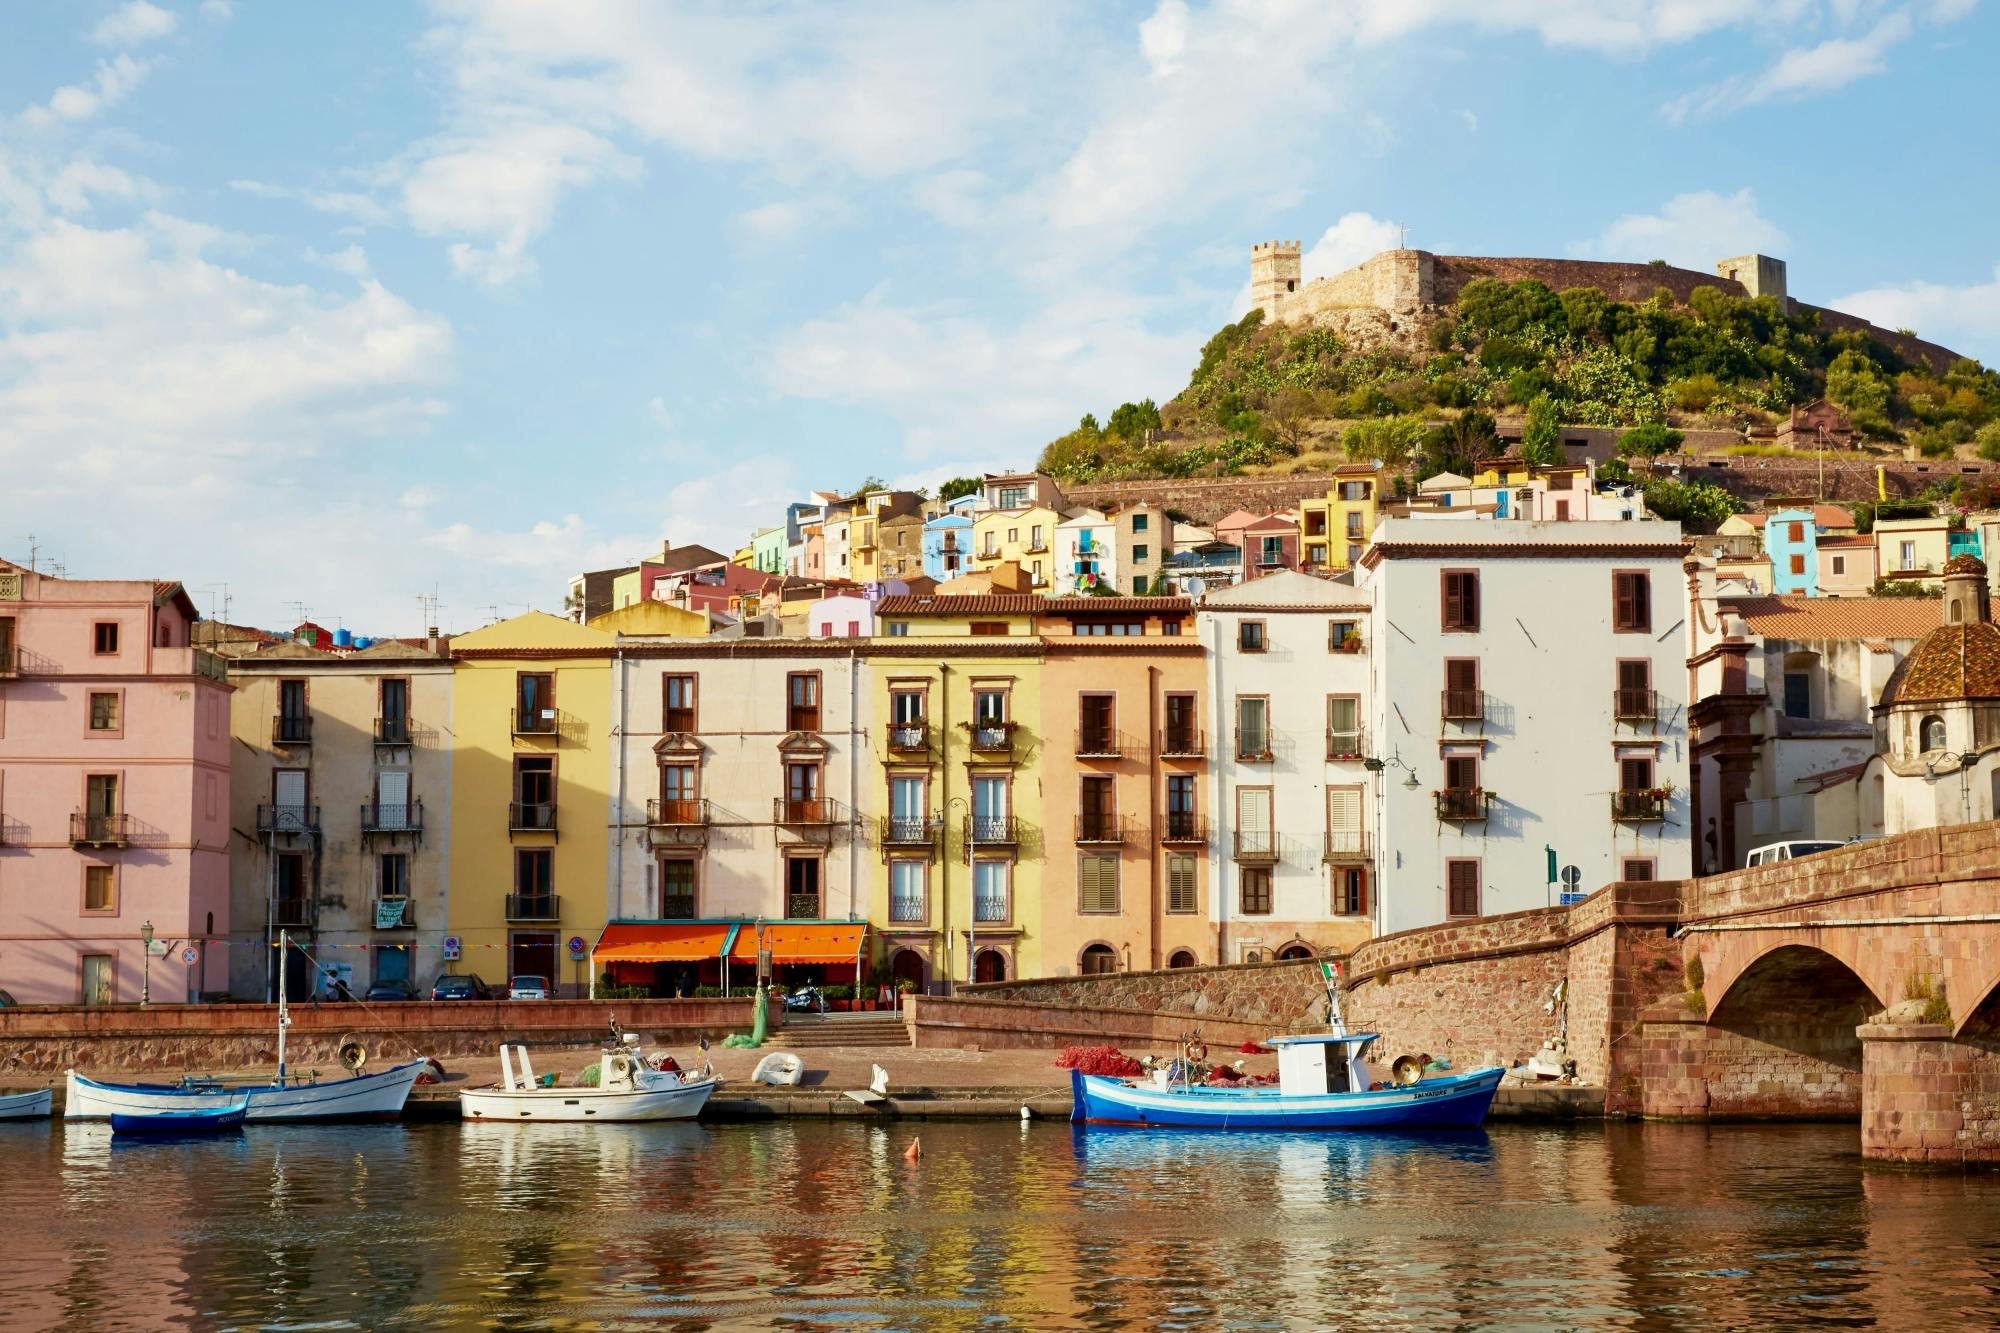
[1054,1045,1144,1077]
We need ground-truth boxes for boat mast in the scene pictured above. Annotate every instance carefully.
[276,929,291,1086]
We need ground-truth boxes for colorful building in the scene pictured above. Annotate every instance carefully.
[1054,507,1117,595]
[971,504,1062,591]
[1112,501,1169,594]
[446,613,615,996]
[1214,511,1300,579]
[1876,515,1955,587]
[1763,507,1822,596]
[750,526,787,575]
[0,560,231,1003]
[1298,462,1383,571]
[1817,535,1879,596]
[921,496,979,582]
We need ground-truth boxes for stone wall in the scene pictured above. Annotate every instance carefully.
[1270,250,1431,321]
[1433,255,1743,308]
[1667,455,2000,504]
[1067,474,1350,526]
[905,994,1293,1052]
[0,998,764,1074]
[962,956,1328,1029]
[1860,1021,2000,1164]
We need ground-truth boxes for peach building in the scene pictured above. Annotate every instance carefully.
[0,560,232,1003]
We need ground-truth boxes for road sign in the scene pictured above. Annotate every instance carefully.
[443,935,462,961]
[567,935,587,959]
[1561,865,1582,892]
[180,946,199,966]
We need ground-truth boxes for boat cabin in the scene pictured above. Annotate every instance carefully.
[1270,1034,1377,1096]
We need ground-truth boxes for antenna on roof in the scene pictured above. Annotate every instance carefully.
[200,584,232,624]
[287,601,311,627]
[417,588,444,637]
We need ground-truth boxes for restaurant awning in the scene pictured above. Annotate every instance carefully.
[726,921,869,965]
[593,923,738,964]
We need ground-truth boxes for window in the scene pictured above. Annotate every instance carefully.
[970,621,1008,636]
[787,673,820,731]
[88,691,120,732]
[1079,943,1118,975]
[971,774,1009,840]
[1235,786,1272,859]
[974,861,1010,923]
[1621,859,1655,883]
[84,865,115,913]
[513,672,555,735]
[889,861,926,922]
[1334,867,1367,916]
[1789,554,1806,576]
[1553,499,1570,521]
[1079,775,1116,841]
[1442,571,1479,631]
[379,678,410,742]
[1921,714,1947,752]
[1240,867,1273,915]
[660,859,697,919]
[663,675,696,732]
[1327,696,1361,758]
[380,852,410,899]
[1329,620,1359,650]
[982,533,998,557]
[1444,753,1479,793]
[1007,527,1019,543]
[1079,694,1114,752]
[1832,556,1846,575]
[1132,544,1150,564]
[1444,659,1480,719]
[1900,541,1916,571]
[1238,620,1266,652]
[1326,786,1363,859]
[1131,513,1149,533]
[1164,694,1198,753]
[1783,671,1811,720]
[81,955,116,1006]
[1166,773,1197,840]
[1030,525,1044,548]
[93,621,119,655]
[1166,854,1197,914]
[1078,853,1120,913]
[515,848,553,902]
[998,486,1028,509]
[1345,512,1364,539]
[1620,754,1655,792]
[1260,535,1284,566]
[785,762,821,821]
[1167,949,1197,969]
[1447,860,1480,918]
[86,772,120,819]
[1612,572,1651,632]
[785,855,821,917]
[1788,522,1805,542]
[1236,696,1270,759]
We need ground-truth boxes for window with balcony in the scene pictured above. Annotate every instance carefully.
[974,860,1010,923]
[663,675,696,732]
[1334,867,1367,916]
[1260,535,1284,566]
[379,851,410,900]
[658,763,698,823]
[889,860,926,923]
[783,762,822,823]
[1078,776,1117,842]
[1163,694,1199,755]
[971,775,1010,843]
[1443,659,1480,721]
[972,688,1010,749]
[1612,571,1652,632]
[1166,854,1197,914]
[1235,786,1274,861]
[1236,696,1270,760]
[1326,695,1361,759]
[1616,661,1654,720]
[93,621,119,655]
[787,672,821,732]
[515,672,555,734]
[275,851,309,927]
[887,775,928,843]
[88,691,120,732]
[512,756,555,831]
[786,855,822,918]
[1030,525,1045,550]
[1240,867,1273,915]
[378,678,411,745]
[1165,773,1198,840]
[1078,853,1120,913]
[1238,620,1266,652]
[276,678,311,744]
[998,486,1028,509]
[889,689,927,749]
[1326,785,1364,859]
[513,849,555,919]
[85,773,120,836]
[1442,571,1479,632]
[1078,694,1115,754]
[659,858,697,919]
[1447,859,1480,918]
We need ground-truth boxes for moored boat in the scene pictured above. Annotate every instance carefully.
[461,1035,716,1123]
[0,1089,52,1120]
[110,1095,250,1137]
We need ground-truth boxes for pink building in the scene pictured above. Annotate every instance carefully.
[1214,510,1301,578]
[0,561,231,1003]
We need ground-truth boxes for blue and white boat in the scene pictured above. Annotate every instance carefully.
[1070,1034,1503,1130]
[111,1094,250,1137]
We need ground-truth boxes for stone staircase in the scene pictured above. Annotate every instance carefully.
[767,1013,912,1049]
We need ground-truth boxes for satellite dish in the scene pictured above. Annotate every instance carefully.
[1560,865,1582,891]
[338,1040,368,1073]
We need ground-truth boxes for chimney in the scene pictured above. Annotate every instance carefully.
[427,626,441,654]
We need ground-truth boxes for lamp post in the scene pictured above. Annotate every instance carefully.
[139,919,154,1007]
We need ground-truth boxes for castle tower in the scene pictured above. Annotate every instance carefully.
[1250,240,1302,320]
[1714,254,1787,303]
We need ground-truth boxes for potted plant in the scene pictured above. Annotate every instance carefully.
[895,977,917,1010]
[827,983,852,1012]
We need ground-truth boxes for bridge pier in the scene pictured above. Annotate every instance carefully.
[1859,1019,2000,1164]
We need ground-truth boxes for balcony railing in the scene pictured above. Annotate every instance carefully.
[1075,728,1126,759]
[1614,688,1659,723]
[1322,831,1371,862]
[70,812,133,848]
[510,707,565,738]
[1326,729,1366,761]
[880,814,940,847]
[1611,790,1667,821]
[272,715,313,746]
[1234,727,1273,762]
[970,722,1015,753]
[273,897,310,928]
[1441,689,1485,722]
[786,894,821,919]
[374,716,413,746]
[1232,830,1278,864]
[888,894,926,924]
[1159,727,1205,759]
[964,814,1018,847]
[509,801,557,833]
[887,722,931,753]
[973,894,1009,924]
[505,894,561,921]
[775,797,838,826]
[1435,788,1490,821]
[1027,538,1049,553]
[660,896,697,921]
[256,804,319,835]
[1161,811,1209,845]
[361,800,424,835]
[648,798,709,826]
[1075,813,1130,845]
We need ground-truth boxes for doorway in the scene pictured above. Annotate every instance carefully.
[973,949,1007,983]
[511,932,557,990]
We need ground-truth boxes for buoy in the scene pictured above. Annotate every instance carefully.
[1020,1105,1031,1120]
[904,1138,922,1162]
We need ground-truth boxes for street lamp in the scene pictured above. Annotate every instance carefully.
[139,919,154,1007]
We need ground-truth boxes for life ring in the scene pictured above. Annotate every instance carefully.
[1183,1040,1208,1065]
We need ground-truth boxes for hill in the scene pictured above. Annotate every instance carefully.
[1037,277,2000,488]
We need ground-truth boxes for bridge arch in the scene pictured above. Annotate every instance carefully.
[1699,932,1896,1028]
[1700,943,1886,1119]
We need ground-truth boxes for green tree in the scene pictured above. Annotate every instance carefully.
[1825,349,1891,421]
[1518,395,1562,467]
[1425,410,1500,477]
[1641,479,1743,532]
[1978,421,2000,463]
[1340,416,1427,467]
[1618,423,1686,458]
[1106,399,1163,438]
[938,476,981,503]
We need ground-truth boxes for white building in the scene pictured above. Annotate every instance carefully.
[1199,571,1376,961]
[1054,507,1118,596]
[1359,520,1691,933]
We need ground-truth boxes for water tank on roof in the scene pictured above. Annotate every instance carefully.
[333,628,353,648]
[353,637,373,650]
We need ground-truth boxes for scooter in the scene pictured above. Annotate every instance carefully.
[782,983,827,1015]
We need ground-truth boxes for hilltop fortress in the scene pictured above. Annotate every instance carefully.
[1249,242,1961,373]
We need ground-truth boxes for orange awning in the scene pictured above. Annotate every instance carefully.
[727,922,869,965]
[594,923,735,964]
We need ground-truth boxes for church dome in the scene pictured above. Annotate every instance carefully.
[1942,552,1988,578]
[1883,623,2000,705]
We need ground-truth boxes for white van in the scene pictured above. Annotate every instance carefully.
[1745,840,1845,869]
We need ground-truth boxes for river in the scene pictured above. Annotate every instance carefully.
[3,1118,1997,1329]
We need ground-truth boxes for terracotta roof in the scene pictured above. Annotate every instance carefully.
[1817,535,1875,549]
[1729,595,1998,640]
[875,595,1192,616]
[1737,505,1856,529]
[1886,624,2000,703]
[1798,761,1869,793]
[1943,553,1988,576]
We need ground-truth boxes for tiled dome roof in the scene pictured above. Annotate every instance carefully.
[1943,553,1988,577]
[1885,623,2000,704]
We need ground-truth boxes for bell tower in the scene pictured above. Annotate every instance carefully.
[1250,240,1302,320]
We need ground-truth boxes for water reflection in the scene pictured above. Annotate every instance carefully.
[0,1120,1996,1328]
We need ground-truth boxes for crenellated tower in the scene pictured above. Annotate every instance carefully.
[1250,240,1302,319]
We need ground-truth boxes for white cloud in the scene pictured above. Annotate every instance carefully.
[229,178,394,225]
[304,243,372,277]
[89,2,178,47]
[200,0,234,20]
[44,158,155,213]
[1663,11,1914,122]
[20,54,150,127]
[1571,189,1789,268]
[1832,267,2000,363]
[1458,108,1478,132]
[909,170,991,227]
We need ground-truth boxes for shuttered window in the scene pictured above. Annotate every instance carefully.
[1326,787,1363,858]
[1166,854,1197,915]
[1613,571,1651,632]
[1447,860,1480,917]
[1078,854,1120,914]
[1240,868,1273,915]
[1442,571,1479,631]
[1334,867,1366,916]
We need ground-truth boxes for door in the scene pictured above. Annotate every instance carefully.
[1236,787,1272,858]
[81,955,115,1005]
[1165,694,1196,752]
[973,775,1008,840]
[661,763,697,822]
[0,616,14,671]
[517,673,554,732]
[511,933,557,992]
[273,769,306,832]
[786,763,821,821]
[376,770,410,830]
[1079,695,1113,751]
[1167,774,1195,839]
[1445,659,1479,717]
[375,945,410,988]
[379,679,410,742]
[278,679,309,742]
[974,950,1007,983]
[84,773,119,841]
[1079,776,1113,840]
[890,776,925,841]
[515,757,554,828]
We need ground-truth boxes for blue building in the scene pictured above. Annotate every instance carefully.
[922,494,981,582]
[1763,507,1820,596]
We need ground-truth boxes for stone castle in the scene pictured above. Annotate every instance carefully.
[1248,240,1958,373]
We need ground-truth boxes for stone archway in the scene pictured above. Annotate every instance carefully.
[973,948,1008,984]
[1167,949,1198,969]
[1275,942,1317,961]
[1703,944,1885,1119]
[890,947,929,993]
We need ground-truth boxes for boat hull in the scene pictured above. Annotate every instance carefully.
[111,1103,248,1136]
[1069,1067,1505,1130]
[65,1059,427,1122]
[461,1076,716,1122]
[0,1089,52,1120]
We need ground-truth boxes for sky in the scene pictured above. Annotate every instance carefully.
[2,0,1996,633]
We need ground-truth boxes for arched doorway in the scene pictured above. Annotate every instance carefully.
[974,949,1007,983]
[890,948,928,994]
[1079,943,1118,975]
[1276,943,1316,961]
[1706,944,1883,1119]
[1167,950,1198,969]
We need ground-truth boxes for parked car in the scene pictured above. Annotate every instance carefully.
[365,980,417,1002]
[509,975,550,1001]
[1745,839,1845,869]
[431,973,492,1001]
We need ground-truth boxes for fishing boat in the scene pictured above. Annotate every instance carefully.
[66,931,430,1123]
[111,1095,250,1137]
[0,1089,52,1120]
[461,1032,717,1123]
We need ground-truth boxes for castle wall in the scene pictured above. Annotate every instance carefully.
[1270,249,1431,322]
[1432,255,1746,307]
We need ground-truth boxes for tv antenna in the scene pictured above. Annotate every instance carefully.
[287,601,311,628]
[416,588,445,634]
[200,584,232,624]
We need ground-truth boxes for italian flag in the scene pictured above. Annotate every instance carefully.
[1321,960,1341,982]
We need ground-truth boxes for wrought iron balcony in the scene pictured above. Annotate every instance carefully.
[1232,830,1278,864]
[1075,813,1130,845]
[273,897,311,928]
[774,797,838,826]
[786,893,821,919]
[1159,727,1205,759]
[1326,729,1367,762]
[1160,811,1209,845]
[880,813,940,848]
[509,801,557,834]
[360,800,424,835]
[888,893,926,925]
[1234,726,1273,762]
[272,714,313,746]
[964,813,1018,847]
[970,721,1015,754]
[648,797,709,827]
[256,804,319,835]
[1435,788,1489,821]
[511,707,571,738]
[70,811,133,848]
[887,721,931,753]
[973,894,1009,924]
[374,716,413,746]
[1612,790,1667,822]
[505,894,560,922]
[1614,688,1659,723]
[660,895,698,922]
[1075,727,1127,759]
[1322,831,1371,862]
[1441,689,1485,722]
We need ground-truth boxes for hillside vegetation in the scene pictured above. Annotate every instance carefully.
[1037,278,2000,487]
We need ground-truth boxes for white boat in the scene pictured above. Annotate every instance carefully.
[0,1089,52,1120]
[461,1037,716,1123]
[66,929,429,1122]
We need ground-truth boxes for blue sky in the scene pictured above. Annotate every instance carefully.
[2,0,1995,631]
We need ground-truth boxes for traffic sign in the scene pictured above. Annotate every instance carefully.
[180,946,199,966]
[567,935,587,959]
[443,935,462,961]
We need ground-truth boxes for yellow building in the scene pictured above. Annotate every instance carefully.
[1297,461,1382,571]
[971,505,1062,590]
[866,595,1045,984]
[447,612,615,995]
[588,601,712,638]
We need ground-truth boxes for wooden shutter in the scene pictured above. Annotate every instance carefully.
[1079,854,1119,913]
[1167,855,1197,914]
[1620,756,1653,791]
[1445,659,1477,693]
[1327,787,1361,855]
[1443,573,1463,628]
[1618,660,1650,691]
[1445,755,1477,790]
[1448,861,1480,917]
